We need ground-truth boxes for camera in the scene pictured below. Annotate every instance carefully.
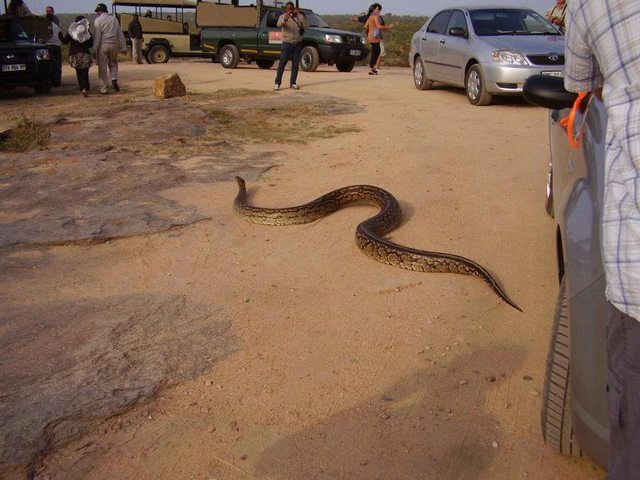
[288,12,294,17]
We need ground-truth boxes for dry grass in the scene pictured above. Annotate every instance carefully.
[206,101,360,143]
[0,116,51,152]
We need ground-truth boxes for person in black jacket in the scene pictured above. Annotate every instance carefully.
[128,14,144,64]
[59,16,94,96]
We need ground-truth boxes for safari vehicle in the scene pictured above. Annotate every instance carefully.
[197,0,368,72]
[0,15,52,94]
[523,75,609,470]
[112,0,213,63]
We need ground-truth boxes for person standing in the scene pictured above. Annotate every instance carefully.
[365,3,394,75]
[43,11,62,86]
[128,14,144,64]
[273,1,308,91]
[564,1,640,478]
[92,3,126,94]
[59,15,93,96]
[45,5,60,26]
[545,0,567,32]
[356,4,388,71]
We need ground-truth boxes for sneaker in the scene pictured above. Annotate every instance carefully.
[290,83,299,90]
[82,88,88,97]
[112,79,120,92]
[274,84,280,91]
[100,87,108,94]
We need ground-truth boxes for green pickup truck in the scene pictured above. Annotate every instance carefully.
[198,1,369,72]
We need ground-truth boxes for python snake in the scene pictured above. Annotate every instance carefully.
[233,176,521,311]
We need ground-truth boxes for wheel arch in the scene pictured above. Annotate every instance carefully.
[145,38,172,52]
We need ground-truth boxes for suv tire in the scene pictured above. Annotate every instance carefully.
[256,59,275,69]
[219,44,240,69]
[300,46,320,72]
[336,61,355,72]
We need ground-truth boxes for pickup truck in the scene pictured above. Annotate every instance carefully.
[197,1,369,72]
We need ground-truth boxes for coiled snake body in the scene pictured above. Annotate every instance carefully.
[233,176,521,311]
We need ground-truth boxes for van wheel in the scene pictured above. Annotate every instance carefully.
[465,64,492,106]
[300,46,319,72]
[220,44,240,69]
[256,59,275,69]
[541,278,583,457]
[148,45,170,64]
[336,61,355,72]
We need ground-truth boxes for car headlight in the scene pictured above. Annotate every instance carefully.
[325,34,343,43]
[491,49,528,65]
[36,48,51,61]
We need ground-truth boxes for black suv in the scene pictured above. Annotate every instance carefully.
[1,15,53,94]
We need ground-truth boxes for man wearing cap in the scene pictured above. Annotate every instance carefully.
[93,3,127,94]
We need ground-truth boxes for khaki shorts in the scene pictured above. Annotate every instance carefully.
[607,306,640,479]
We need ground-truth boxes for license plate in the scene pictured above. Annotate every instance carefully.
[541,70,562,77]
[2,64,26,72]
[349,49,360,56]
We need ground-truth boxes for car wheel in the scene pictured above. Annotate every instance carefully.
[413,56,434,90]
[336,61,355,72]
[219,44,240,69]
[541,278,583,457]
[300,46,320,72]
[465,64,492,106]
[148,45,170,64]
[256,59,275,69]
[34,81,52,94]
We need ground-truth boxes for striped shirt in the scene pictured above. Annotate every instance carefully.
[564,0,640,321]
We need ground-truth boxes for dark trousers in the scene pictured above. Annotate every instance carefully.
[275,41,302,86]
[75,67,90,91]
[369,42,381,69]
[607,306,640,479]
[48,45,62,87]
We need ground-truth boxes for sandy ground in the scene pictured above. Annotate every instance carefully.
[0,59,606,479]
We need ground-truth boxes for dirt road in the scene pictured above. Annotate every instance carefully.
[0,60,605,479]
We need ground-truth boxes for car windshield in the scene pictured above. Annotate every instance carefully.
[0,19,30,42]
[303,11,329,28]
[469,9,561,36]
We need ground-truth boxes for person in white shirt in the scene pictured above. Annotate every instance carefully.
[92,3,126,94]
[43,18,62,87]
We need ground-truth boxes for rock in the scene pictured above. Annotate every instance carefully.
[153,73,187,99]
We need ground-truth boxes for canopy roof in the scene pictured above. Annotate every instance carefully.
[112,0,197,8]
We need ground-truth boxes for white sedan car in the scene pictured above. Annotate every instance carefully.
[409,7,564,105]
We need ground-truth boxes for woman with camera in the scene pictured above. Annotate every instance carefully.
[274,1,309,91]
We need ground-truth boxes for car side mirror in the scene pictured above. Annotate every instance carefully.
[523,74,577,109]
[449,27,467,38]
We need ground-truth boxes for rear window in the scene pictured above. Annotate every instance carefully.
[470,9,560,36]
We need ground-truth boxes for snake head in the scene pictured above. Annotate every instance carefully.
[235,176,246,192]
